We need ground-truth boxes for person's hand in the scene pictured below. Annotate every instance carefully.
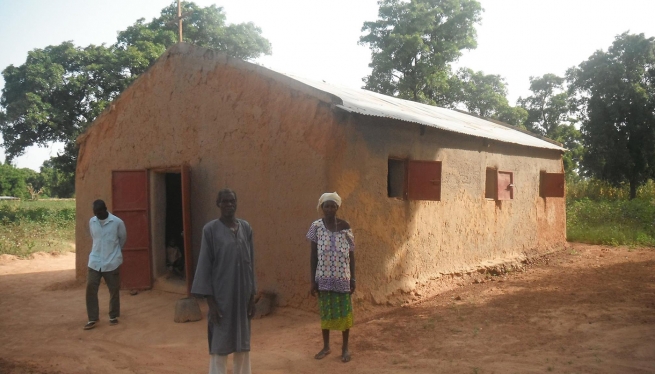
[310,281,319,297]
[209,306,222,324]
[247,296,256,319]
[350,279,356,294]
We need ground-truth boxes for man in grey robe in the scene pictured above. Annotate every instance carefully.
[192,189,256,374]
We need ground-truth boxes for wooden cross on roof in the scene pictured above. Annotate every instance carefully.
[174,0,192,42]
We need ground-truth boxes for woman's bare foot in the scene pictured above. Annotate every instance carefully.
[314,348,331,360]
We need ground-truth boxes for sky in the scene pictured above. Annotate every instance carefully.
[1,0,655,171]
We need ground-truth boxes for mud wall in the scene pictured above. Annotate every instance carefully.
[75,45,336,308]
[328,115,566,305]
[76,43,565,311]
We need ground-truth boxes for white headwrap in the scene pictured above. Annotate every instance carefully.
[317,192,342,212]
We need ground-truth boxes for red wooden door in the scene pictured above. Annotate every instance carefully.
[112,170,152,290]
[407,160,442,201]
[181,164,194,296]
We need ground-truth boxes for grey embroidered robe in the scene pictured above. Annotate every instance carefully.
[191,218,256,355]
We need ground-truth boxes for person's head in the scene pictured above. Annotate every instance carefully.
[92,199,109,220]
[216,189,237,219]
[317,192,341,219]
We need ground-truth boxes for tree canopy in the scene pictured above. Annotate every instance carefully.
[517,74,583,177]
[567,32,655,198]
[449,68,528,127]
[360,0,482,105]
[0,161,71,199]
[0,1,272,197]
[359,0,526,127]
[0,164,35,199]
[0,43,127,164]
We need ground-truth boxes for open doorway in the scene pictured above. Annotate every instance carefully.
[151,171,187,294]
[164,173,185,279]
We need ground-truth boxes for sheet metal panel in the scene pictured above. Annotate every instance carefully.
[286,75,565,152]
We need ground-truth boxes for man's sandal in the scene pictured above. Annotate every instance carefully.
[341,352,351,363]
[314,349,331,360]
[83,321,97,330]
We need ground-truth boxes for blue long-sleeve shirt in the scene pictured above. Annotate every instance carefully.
[88,213,126,272]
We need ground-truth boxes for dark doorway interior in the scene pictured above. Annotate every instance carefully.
[165,173,185,279]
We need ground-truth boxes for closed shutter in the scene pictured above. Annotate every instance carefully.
[497,171,514,200]
[407,161,442,201]
[540,172,565,198]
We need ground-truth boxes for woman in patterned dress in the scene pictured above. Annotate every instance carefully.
[307,192,356,363]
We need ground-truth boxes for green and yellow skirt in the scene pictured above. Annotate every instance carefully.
[318,291,353,331]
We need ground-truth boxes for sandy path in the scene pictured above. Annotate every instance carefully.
[1,244,655,373]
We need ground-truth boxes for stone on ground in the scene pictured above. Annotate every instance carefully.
[174,297,202,323]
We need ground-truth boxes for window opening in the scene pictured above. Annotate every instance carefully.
[485,168,497,199]
[388,159,406,198]
[388,158,442,201]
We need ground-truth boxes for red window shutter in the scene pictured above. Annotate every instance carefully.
[540,172,565,197]
[407,160,442,201]
[497,171,514,200]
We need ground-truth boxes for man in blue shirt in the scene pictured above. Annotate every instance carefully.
[84,199,127,330]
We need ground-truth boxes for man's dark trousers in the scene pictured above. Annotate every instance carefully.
[86,267,121,321]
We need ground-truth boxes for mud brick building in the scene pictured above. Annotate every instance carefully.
[75,43,566,308]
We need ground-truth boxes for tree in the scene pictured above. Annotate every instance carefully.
[359,0,527,127]
[116,2,271,76]
[39,159,75,198]
[495,105,529,129]
[517,74,583,177]
[0,42,127,164]
[519,74,571,136]
[449,68,507,117]
[449,68,528,127]
[567,32,655,199]
[0,1,272,195]
[551,123,584,178]
[0,164,38,199]
[359,0,482,105]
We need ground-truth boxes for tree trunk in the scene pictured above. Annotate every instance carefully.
[630,180,637,200]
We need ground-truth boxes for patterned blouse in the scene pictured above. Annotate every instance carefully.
[306,219,355,293]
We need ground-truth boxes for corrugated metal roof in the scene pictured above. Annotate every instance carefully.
[285,75,564,151]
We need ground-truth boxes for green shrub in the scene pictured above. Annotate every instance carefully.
[0,199,75,257]
[567,179,655,201]
[567,196,655,246]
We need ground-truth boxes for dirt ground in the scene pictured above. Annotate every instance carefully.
[1,243,655,374]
